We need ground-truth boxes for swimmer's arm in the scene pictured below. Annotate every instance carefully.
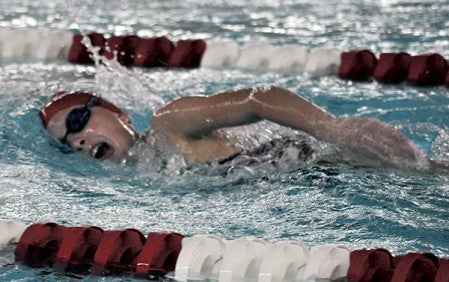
[152,85,428,170]
[151,85,334,139]
[330,117,429,170]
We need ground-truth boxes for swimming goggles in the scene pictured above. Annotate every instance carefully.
[57,97,97,153]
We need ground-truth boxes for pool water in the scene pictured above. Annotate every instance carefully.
[1,0,449,280]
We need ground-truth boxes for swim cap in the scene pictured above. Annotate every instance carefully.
[40,91,131,128]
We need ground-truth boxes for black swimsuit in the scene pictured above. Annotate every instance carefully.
[218,135,315,168]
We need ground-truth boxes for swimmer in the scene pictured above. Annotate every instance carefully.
[40,85,444,173]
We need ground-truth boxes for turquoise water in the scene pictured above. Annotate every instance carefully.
[1,0,449,280]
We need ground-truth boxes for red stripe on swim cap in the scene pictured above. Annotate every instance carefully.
[40,91,130,128]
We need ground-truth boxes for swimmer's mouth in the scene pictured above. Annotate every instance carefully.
[91,142,114,160]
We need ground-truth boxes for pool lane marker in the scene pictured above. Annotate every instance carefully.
[2,220,449,281]
[1,27,449,87]
[174,234,226,281]
[135,231,184,276]
[0,219,26,247]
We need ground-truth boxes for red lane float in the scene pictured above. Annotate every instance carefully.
[338,49,378,81]
[406,53,448,86]
[435,259,449,282]
[67,32,206,68]
[135,232,184,275]
[347,248,394,281]
[14,222,66,267]
[347,248,449,282]
[133,37,174,67]
[68,32,105,65]
[338,50,449,87]
[13,222,183,277]
[391,252,439,281]
[168,39,207,68]
[103,35,142,66]
[9,221,449,281]
[54,226,103,271]
[91,228,146,274]
[374,52,412,84]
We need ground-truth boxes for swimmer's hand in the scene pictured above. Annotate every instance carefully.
[329,117,429,171]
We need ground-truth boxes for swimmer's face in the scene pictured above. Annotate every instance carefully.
[46,106,136,161]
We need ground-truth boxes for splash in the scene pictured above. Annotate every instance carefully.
[432,128,449,159]
[65,0,165,112]
[76,31,165,110]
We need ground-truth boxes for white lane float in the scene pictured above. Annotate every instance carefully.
[258,240,309,282]
[174,234,226,281]
[297,244,350,281]
[267,45,309,72]
[34,30,73,60]
[218,237,267,282]
[235,43,276,70]
[304,47,342,76]
[200,40,240,68]
[0,219,27,247]
[0,28,72,60]
[0,28,40,58]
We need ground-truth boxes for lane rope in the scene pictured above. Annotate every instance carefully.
[1,28,448,87]
[1,220,448,281]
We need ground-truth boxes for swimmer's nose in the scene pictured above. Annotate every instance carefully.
[70,137,92,153]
